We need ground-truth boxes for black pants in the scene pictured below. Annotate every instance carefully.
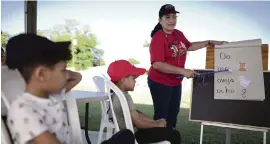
[148,77,182,128]
[102,129,135,144]
[135,127,181,144]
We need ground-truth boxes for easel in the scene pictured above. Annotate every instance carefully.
[200,122,268,144]
[199,44,269,144]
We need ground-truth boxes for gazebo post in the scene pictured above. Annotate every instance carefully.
[25,0,37,34]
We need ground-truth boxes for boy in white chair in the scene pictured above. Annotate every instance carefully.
[5,33,82,144]
[107,60,181,144]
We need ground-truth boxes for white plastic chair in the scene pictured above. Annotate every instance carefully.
[1,91,11,112]
[1,118,12,144]
[93,76,116,144]
[65,92,84,144]
[1,67,23,144]
[1,67,84,144]
[1,66,25,116]
[1,92,12,144]
[102,75,170,144]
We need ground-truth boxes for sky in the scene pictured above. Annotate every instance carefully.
[1,1,270,70]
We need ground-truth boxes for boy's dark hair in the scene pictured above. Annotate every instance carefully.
[6,33,72,83]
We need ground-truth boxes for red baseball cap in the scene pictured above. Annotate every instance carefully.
[107,60,146,82]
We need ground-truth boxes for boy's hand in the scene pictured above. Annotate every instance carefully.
[65,70,82,92]
[155,119,167,127]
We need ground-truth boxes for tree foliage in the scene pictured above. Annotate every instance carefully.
[1,31,10,48]
[2,19,105,70]
[128,58,140,65]
[38,19,105,70]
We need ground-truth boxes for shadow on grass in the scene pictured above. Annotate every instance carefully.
[77,102,269,144]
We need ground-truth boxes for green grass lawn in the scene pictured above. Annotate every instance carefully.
[77,102,270,144]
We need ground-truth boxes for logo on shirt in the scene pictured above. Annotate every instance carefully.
[178,42,187,56]
[171,41,187,57]
[170,45,178,57]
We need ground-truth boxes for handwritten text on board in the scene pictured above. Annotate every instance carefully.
[215,52,238,96]
[214,39,265,100]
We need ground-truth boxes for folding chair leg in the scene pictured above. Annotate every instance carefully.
[106,127,113,140]
[97,123,105,144]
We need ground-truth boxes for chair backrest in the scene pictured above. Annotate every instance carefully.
[65,92,84,144]
[1,66,25,116]
[1,91,11,112]
[93,76,106,92]
[102,75,134,133]
[1,92,12,144]
[93,76,111,122]
[1,66,83,143]
[1,119,12,144]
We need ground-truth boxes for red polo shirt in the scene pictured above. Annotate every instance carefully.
[148,29,191,86]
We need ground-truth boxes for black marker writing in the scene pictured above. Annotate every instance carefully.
[242,89,247,98]
[217,78,234,85]
[217,67,229,71]
[216,86,234,94]
[220,52,230,60]
[225,86,234,93]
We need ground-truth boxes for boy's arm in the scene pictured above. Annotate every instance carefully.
[65,70,82,92]
[121,93,165,128]
[32,131,61,144]
[136,110,155,122]
[131,110,164,129]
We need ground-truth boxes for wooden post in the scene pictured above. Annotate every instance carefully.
[25,0,37,34]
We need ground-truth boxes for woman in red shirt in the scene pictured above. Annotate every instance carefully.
[148,4,227,128]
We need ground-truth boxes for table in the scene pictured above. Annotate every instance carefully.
[72,90,108,144]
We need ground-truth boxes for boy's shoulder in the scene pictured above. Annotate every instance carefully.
[9,93,34,109]
[9,93,42,113]
[111,90,132,99]
[7,92,71,144]
[111,90,134,105]
[8,93,39,122]
[8,92,63,116]
[7,92,66,130]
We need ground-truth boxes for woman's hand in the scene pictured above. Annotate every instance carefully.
[189,40,228,51]
[65,70,82,92]
[182,69,200,78]
[208,40,228,47]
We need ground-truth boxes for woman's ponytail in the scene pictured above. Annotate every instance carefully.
[150,23,162,38]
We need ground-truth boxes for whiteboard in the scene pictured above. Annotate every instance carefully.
[214,39,265,101]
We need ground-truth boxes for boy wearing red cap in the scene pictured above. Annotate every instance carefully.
[107,60,181,144]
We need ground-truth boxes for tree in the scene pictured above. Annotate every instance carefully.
[128,58,140,65]
[41,19,104,70]
[92,48,105,66]
[99,58,105,66]
[1,31,10,48]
